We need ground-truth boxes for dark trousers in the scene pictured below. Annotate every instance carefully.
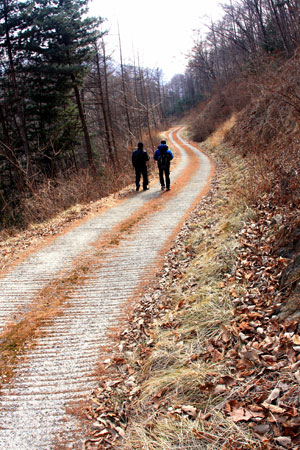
[135,166,148,189]
[159,166,170,188]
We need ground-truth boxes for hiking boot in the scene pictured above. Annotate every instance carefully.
[166,187,170,191]
[161,186,165,190]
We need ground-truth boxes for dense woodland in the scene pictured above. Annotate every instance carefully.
[172,0,300,121]
[175,0,300,212]
[0,0,170,227]
[0,0,300,229]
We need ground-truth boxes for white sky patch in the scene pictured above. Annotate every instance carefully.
[88,0,223,81]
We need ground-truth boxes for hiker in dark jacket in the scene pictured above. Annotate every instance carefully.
[132,142,150,191]
[154,140,174,191]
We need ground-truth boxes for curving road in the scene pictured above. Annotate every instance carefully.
[0,127,213,449]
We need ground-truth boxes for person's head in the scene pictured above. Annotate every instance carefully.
[137,142,143,149]
[161,140,166,145]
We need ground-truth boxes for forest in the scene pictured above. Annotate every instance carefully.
[0,0,171,228]
[182,0,300,222]
[1,1,300,448]
[0,0,299,230]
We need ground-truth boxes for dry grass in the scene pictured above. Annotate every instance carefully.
[25,163,133,223]
[116,130,262,450]
[187,50,300,212]
[1,129,160,233]
[205,114,237,149]
[122,414,259,450]
[186,76,251,144]
[225,51,300,209]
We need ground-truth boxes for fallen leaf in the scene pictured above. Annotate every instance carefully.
[230,287,238,297]
[245,272,254,280]
[212,349,224,362]
[115,426,125,438]
[248,405,264,413]
[193,429,217,442]
[243,349,260,362]
[253,423,270,435]
[175,299,184,311]
[239,321,253,331]
[292,335,300,345]
[262,402,286,413]
[199,412,212,420]
[275,436,292,447]
[230,407,253,422]
[213,384,227,395]
[221,329,231,343]
[98,429,109,436]
[265,388,280,404]
[220,375,236,387]
[181,405,197,418]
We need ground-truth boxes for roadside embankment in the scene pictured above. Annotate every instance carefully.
[84,122,300,450]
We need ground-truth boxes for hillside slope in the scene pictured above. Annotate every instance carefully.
[83,53,300,448]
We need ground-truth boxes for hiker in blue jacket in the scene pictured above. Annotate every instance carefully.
[132,142,150,191]
[154,140,174,191]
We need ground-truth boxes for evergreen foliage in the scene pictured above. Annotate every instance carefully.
[0,0,103,189]
[0,0,167,228]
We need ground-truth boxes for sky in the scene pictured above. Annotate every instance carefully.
[88,0,223,82]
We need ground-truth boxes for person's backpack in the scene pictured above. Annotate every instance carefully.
[158,151,170,168]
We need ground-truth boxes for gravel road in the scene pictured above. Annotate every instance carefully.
[0,127,213,449]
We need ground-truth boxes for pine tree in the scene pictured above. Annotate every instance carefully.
[24,0,104,170]
[0,0,33,180]
[0,0,104,180]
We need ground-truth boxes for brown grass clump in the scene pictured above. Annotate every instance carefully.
[1,132,159,233]
[11,158,134,229]
[186,77,251,143]
[84,139,266,450]
[118,154,254,449]
[84,113,300,448]
[225,50,300,208]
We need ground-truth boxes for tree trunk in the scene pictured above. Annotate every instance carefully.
[268,0,293,55]
[3,0,32,179]
[102,40,119,165]
[95,50,115,165]
[118,28,133,143]
[138,64,154,149]
[133,53,143,141]
[72,77,95,172]
[0,104,25,188]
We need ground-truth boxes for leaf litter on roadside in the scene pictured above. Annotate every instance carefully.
[83,161,300,450]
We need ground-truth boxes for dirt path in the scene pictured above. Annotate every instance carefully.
[0,128,213,449]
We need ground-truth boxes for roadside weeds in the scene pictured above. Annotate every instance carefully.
[83,127,299,449]
[0,128,191,392]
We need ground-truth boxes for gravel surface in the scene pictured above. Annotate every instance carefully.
[0,130,189,332]
[0,127,212,449]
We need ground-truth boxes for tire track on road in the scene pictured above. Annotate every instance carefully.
[0,128,186,332]
[0,128,213,450]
